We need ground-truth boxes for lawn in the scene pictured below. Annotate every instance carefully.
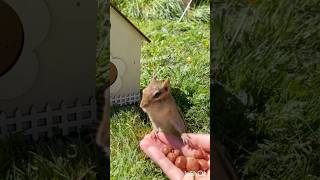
[110,0,210,179]
[213,0,320,179]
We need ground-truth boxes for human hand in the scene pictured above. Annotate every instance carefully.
[140,132,210,180]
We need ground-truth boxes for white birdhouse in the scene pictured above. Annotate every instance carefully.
[110,4,150,106]
[0,0,97,139]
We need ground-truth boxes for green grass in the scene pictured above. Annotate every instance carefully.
[0,136,106,180]
[96,0,109,112]
[110,107,166,180]
[0,1,209,179]
[110,1,210,179]
[213,0,320,179]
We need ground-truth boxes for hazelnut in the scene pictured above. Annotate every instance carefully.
[162,145,172,156]
[167,152,177,163]
[204,154,210,160]
[194,149,204,159]
[186,157,200,172]
[198,159,209,171]
[202,150,210,160]
[175,156,187,171]
[173,149,182,156]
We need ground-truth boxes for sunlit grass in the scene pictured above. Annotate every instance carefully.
[110,1,210,179]
[213,0,320,179]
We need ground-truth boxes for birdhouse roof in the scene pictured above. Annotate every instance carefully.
[111,4,151,43]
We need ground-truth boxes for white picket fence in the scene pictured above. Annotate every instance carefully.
[0,97,97,139]
[111,92,140,106]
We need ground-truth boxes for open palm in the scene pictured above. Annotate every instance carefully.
[140,132,210,180]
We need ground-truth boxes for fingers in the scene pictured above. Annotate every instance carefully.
[155,132,210,152]
[140,134,162,149]
[140,133,211,180]
[186,134,210,152]
[145,132,210,158]
[154,151,184,180]
[140,137,185,180]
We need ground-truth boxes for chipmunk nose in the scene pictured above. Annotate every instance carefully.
[140,101,147,108]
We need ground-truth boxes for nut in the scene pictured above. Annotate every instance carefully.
[173,149,182,156]
[202,150,210,160]
[175,156,187,171]
[198,159,209,171]
[162,145,173,156]
[167,152,177,163]
[186,157,200,172]
[194,149,204,159]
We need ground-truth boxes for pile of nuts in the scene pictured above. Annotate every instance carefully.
[161,145,209,172]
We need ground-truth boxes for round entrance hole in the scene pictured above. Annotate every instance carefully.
[109,62,118,87]
[0,1,24,77]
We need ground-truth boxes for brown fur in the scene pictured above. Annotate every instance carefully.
[140,75,190,144]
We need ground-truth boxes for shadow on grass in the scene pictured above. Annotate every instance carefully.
[212,81,263,171]
[0,132,108,179]
[171,87,193,115]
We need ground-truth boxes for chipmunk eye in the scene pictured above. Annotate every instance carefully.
[153,91,161,98]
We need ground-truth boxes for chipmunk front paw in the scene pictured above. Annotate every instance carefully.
[181,133,191,146]
[150,129,160,141]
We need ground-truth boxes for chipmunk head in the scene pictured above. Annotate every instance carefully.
[140,74,171,111]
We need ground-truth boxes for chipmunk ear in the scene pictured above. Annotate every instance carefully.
[162,78,170,92]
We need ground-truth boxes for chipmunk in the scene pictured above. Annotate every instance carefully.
[140,74,190,145]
